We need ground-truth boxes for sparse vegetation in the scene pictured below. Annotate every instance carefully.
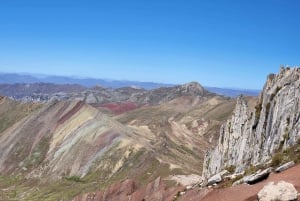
[270,86,282,101]
[65,175,83,183]
[287,117,290,125]
[225,165,236,174]
[269,138,300,168]
[266,102,271,114]
[219,174,244,188]
[0,101,41,135]
[25,135,51,169]
[217,143,300,189]
[270,152,284,167]
[244,164,262,175]
[255,102,262,120]
[253,102,262,130]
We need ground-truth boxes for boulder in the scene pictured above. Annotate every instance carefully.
[275,161,295,173]
[244,168,273,185]
[171,174,203,186]
[186,185,193,191]
[258,181,298,201]
[205,170,229,186]
[207,173,222,186]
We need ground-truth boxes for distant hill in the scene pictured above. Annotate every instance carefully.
[205,86,260,97]
[0,73,173,89]
[0,81,236,200]
[0,82,213,106]
[0,72,260,97]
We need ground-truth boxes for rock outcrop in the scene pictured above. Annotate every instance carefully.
[207,173,222,186]
[275,161,295,173]
[244,167,273,185]
[203,67,300,177]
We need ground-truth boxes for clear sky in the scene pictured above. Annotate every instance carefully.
[0,0,299,89]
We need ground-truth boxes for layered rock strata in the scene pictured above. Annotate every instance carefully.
[203,67,300,177]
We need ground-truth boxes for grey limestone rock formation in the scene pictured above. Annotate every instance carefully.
[244,167,273,185]
[207,173,222,186]
[203,67,300,178]
[275,161,295,173]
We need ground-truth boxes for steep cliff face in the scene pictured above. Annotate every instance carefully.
[203,67,300,177]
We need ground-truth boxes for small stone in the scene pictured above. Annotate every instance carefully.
[186,185,193,190]
[207,173,222,186]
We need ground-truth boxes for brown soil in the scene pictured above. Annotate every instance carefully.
[58,101,84,124]
[97,102,140,115]
[180,164,300,201]
[73,177,184,201]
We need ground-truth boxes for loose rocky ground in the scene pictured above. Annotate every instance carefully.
[178,164,300,201]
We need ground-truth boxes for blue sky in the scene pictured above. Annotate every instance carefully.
[0,0,299,89]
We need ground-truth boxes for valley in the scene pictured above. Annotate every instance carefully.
[0,82,236,200]
[0,67,299,201]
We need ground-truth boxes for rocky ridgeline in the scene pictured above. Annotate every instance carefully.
[203,67,300,178]
[0,82,210,105]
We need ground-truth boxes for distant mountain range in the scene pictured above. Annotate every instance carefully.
[0,73,173,89]
[0,72,260,97]
[205,86,260,97]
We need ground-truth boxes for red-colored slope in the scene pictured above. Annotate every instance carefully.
[180,164,300,201]
[73,177,184,201]
[96,102,140,115]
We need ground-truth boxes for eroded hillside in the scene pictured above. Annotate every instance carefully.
[0,82,236,201]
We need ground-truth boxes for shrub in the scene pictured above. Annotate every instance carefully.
[255,103,262,120]
[226,165,236,174]
[65,175,83,182]
[270,153,284,167]
[245,165,258,175]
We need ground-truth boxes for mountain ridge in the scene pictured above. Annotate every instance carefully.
[0,72,260,97]
[203,67,300,177]
[0,72,173,89]
[0,81,236,200]
[0,82,213,107]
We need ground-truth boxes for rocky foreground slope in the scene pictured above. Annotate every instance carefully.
[183,164,300,201]
[203,67,300,177]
